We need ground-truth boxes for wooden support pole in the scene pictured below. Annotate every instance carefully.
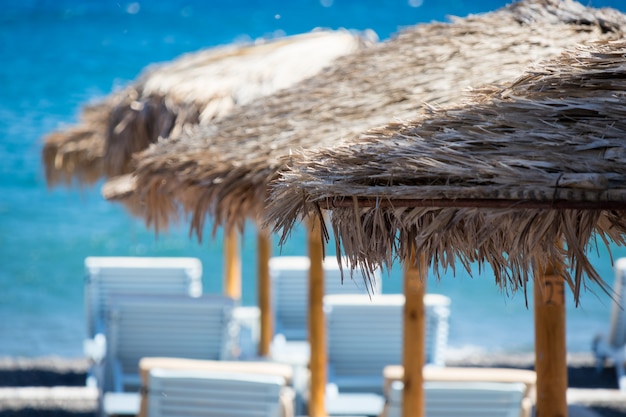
[402,251,426,417]
[223,228,241,300]
[534,256,568,417]
[257,229,273,357]
[308,216,327,417]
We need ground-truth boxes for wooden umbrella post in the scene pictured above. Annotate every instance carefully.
[308,215,327,417]
[402,250,426,417]
[534,255,567,417]
[224,228,242,300]
[257,229,273,357]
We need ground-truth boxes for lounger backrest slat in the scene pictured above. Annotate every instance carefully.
[148,369,286,417]
[85,256,202,337]
[270,256,382,340]
[387,381,526,417]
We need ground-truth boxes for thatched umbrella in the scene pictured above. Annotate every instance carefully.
[42,29,371,186]
[108,2,626,414]
[266,40,626,417]
[40,29,372,358]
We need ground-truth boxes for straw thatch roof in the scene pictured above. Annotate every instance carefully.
[41,29,372,186]
[267,39,626,303]
[42,95,120,186]
[120,0,626,239]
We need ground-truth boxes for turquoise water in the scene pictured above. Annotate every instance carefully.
[1,0,626,358]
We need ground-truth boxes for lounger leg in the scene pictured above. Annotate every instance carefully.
[616,348,626,391]
[592,335,607,374]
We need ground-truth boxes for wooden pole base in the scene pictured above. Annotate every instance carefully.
[402,251,426,417]
[257,229,272,357]
[534,256,568,417]
[308,216,327,417]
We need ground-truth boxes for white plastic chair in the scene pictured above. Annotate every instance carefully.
[324,293,450,394]
[84,256,202,356]
[147,369,294,417]
[386,380,527,417]
[270,256,381,341]
[592,257,626,390]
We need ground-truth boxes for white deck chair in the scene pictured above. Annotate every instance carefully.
[269,256,382,341]
[382,366,536,417]
[324,293,450,395]
[101,294,238,394]
[138,358,296,417]
[84,257,202,361]
[147,369,295,417]
[386,380,527,417]
[592,257,626,390]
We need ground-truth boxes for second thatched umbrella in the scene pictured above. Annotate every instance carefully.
[110,2,626,415]
[267,40,626,417]
[43,29,371,187]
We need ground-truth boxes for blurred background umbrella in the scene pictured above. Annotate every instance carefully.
[42,29,371,187]
[104,2,626,414]
[40,28,373,358]
[266,40,626,417]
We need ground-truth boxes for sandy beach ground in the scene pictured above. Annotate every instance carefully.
[0,353,624,417]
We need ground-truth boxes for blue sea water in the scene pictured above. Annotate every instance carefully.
[2,0,626,359]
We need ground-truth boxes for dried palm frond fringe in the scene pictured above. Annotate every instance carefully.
[41,98,114,186]
[126,0,626,242]
[267,40,626,304]
[41,30,372,187]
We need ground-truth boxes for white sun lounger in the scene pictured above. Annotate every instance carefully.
[147,369,295,417]
[382,365,536,417]
[270,256,382,342]
[102,294,237,393]
[324,293,451,395]
[137,357,295,417]
[592,257,626,390]
[386,380,528,417]
[97,294,238,417]
[83,256,202,361]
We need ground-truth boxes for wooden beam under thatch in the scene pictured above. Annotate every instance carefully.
[119,0,626,240]
[41,29,373,187]
[267,40,626,303]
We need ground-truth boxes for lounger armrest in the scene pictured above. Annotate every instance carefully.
[83,333,106,363]
[592,333,613,360]
[233,306,261,360]
[520,396,533,417]
[279,386,296,417]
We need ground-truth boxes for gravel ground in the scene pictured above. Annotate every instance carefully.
[0,353,624,417]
